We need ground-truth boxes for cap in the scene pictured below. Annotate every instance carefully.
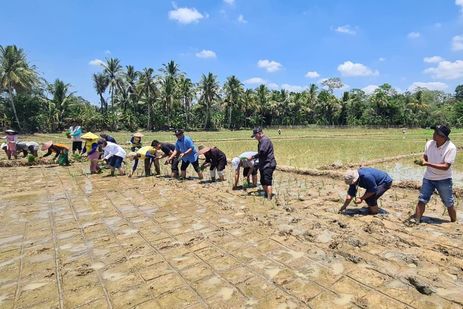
[344,170,359,185]
[174,129,184,136]
[251,127,263,138]
[431,124,451,138]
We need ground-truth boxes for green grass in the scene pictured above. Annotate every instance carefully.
[14,127,463,171]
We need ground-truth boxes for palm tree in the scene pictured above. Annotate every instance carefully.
[159,61,181,128]
[102,58,123,110]
[92,73,109,111]
[137,68,158,130]
[47,79,75,130]
[178,75,194,128]
[256,84,269,126]
[124,65,138,112]
[223,75,244,129]
[198,73,221,130]
[0,45,39,130]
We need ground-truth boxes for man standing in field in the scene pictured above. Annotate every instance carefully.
[168,129,203,180]
[411,125,457,223]
[249,127,276,200]
[69,122,83,154]
[340,167,393,215]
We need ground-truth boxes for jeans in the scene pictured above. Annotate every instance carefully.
[418,178,454,208]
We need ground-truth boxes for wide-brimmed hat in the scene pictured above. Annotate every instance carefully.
[133,132,144,138]
[198,145,211,155]
[431,124,451,138]
[5,129,17,135]
[344,170,359,185]
[41,141,53,151]
[81,132,99,140]
[251,127,262,138]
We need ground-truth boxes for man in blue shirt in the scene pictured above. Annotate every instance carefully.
[339,167,393,214]
[168,129,203,180]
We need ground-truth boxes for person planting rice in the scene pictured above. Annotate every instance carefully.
[249,127,276,200]
[130,132,143,151]
[41,141,70,166]
[198,145,227,182]
[4,129,18,159]
[16,141,39,157]
[127,145,158,177]
[81,132,101,174]
[232,151,258,190]
[168,129,203,180]
[410,125,457,223]
[100,133,117,144]
[339,167,393,215]
[151,140,179,178]
[69,122,83,154]
[100,139,126,176]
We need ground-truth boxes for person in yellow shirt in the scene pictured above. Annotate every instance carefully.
[127,145,158,177]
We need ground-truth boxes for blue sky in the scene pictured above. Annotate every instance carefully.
[1,0,463,103]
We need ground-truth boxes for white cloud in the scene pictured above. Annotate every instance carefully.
[281,84,306,92]
[424,56,444,63]
[89,59,104,66]
[424,60,463,80]
[452,35,463,51]
[267,83,280,90]
[257,59,282,72]
[244,77,267,85]
[337,61,379,77]
[409,82,449,92]
[238,14,247,24]
[224,0,235,5]
[195,49,217,59]
[362,85,379,95]
[305,71,320,78]
[457,0,463,12]
[378,57,386,62]
[334,25,356,35]
[104,50,111,55]
[168,7,204,24]
[408,32,421,39]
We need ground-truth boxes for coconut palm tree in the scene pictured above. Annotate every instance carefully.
[92,73,109,111]
[178,75,194,128]
[0,45,39,130]
[159,61,181,128]
[198,73,221,130]
[102,58,123,110]
[46,79,75,130]
[137,68,158,130]
[223,75,244,129]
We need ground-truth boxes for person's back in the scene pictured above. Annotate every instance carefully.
[258,136,276,168]
[358,167,392,188]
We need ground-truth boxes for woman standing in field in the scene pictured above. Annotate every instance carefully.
[41,141,70,166]
[81,132,101,174]
[4,129,18,159]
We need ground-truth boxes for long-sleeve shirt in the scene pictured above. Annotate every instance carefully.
[252,136,276,169]
[43,144,69,159]
[105,135,117,143]
[160,143,175,156]
[103,142,126,160]
[204,148,227,166]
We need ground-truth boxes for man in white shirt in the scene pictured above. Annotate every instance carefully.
[100,140,126,176]
[412,125,457,223]
[231,151,258,190]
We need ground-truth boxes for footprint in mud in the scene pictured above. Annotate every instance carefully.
[102,271,125,281]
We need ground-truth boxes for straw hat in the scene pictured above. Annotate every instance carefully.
[133,132,144,138]
[5,129,17,135]
[198,145,211,155]
[81,132,99,140]
[41,141,53,151]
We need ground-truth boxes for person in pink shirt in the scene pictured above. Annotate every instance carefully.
[4,129,18,160]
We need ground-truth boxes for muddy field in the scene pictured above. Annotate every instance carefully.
[1,161,463,309]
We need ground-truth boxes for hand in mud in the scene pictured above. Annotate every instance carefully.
[354,197,363,204]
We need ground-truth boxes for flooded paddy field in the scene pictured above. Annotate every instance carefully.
[1,161,463,308]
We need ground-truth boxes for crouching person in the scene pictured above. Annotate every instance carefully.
[198,145,227,181]
[128,146,157,177]
[152,140,179,178]
[41,141,70,166]
[231,151,258,190]
[100,140,126,176]
[16,141,39,157]
[339,167,393,215]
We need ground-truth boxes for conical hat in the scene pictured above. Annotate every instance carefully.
[81,132,99,140]
[41,141,53,151]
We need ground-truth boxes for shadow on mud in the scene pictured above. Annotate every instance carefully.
[420,216,450,225]
[343,207,389,216]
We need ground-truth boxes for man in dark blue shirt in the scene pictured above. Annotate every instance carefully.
[339,167,393,214]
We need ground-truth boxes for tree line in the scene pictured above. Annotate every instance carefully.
[1,45,463,133]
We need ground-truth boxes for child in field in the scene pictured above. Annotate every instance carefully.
[81,132,101,174]
[42,141,70,166]
[130,132,143,151]
[5,129,18,159]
